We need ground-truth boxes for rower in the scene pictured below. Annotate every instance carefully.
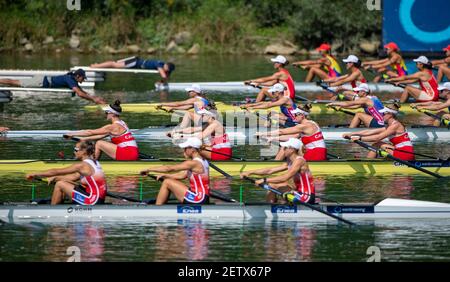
[323,55,367,92]
[240,138,315,204]
[386,56,439,103]
[292,43,342,82]
[432,45,450,83]
[327,83,385,128]
[25,141,107,205]
[256,106,327,161]
[0,126,9,134]
[64,100,139,161]
[411,82,450,127]
[157,84,213,129]
[362,42,408,82]
[90,56,175,85]
[169,109,232,161]
[343,103,415,161]
[0,69,105,104]
[140,137,210,205]
[241,83,298,127]
[244,55,295,102]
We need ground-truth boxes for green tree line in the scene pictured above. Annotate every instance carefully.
[0,0,381,53]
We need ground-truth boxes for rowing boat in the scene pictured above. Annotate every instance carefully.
[0,69,98,87]
[1,159,448,176]
[1,198,450,223]
[154,81,446,93]
[2,126,450,142]
[84,101,433,115]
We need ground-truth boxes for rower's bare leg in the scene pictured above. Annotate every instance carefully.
[94,140,117,160]
[274,148,286,161]
[305,67,329,82]
[400,86,426,103]
[256,88,271,102]
[0,79,21,87]
[265,183,290,203]
[156,179,188,205]
[51,181,75,205]
[90,61,126,68]
[437,65,450,83]
[177,112,195,129]
[350,113,373,128]
[380,144,395,155]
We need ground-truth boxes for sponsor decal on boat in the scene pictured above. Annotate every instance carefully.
[271,205,298,214]
[66,206,93,214]
[177,205,202,214]
[326,206,374,214]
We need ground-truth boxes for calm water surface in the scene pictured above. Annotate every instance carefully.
[0,54,449,262]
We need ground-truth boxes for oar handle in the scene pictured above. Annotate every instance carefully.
[386,81,407,89]
[63,135,81,142]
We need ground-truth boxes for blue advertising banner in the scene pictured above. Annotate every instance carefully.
[383,0,450,52]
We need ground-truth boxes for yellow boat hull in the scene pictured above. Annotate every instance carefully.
[1,160,448,177]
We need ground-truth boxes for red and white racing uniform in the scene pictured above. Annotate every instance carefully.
[72,159,107,205]
[300,121,327,161]
[110,120,139,161]
[211,133,232,161]
[288,156,315,204]
[184,158,210,204]
[389,127,415,161]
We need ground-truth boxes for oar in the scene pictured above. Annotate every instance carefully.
[147,174,237,203]
[315,81,345,100]
[412,108,450,127]
[345,137,445,179]
[29,176,144,203]
[326,105,356,116]
[385,81,407,89]
[242,176,355,226]
[208,161,233,179]
[63,134,156,160]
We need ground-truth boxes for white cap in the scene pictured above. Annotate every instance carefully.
[438,82,450,91]
[268,83,285,93]
[343,55,359,64]
[185,84,202,94]
[379,107,399,115]
[270,55,287,64]
[280,138,303,150]
[178,137,202,149]
[291,107,310,116]
[197,109,216,118]
[413,56,429,65]
[102,105,121,116]
[353,83,370,93]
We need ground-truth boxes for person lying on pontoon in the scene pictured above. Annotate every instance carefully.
[0,69,105,104]
[26,141,108,205]
[0,126,9,134]
[89,56,175,85]
[140,137,210,205]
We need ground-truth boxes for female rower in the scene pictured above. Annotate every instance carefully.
[324,55,367,91]
[26,141,107,205]
[256,106,327,161]
[140,137,210,205]
[65,100,139,161]
[343,103,415,161]
[386,56,439,103]
[362,42,408,82]
[292,43,342,82]
[244,55,295,102]
[241,83,298,127]
[168,109,232,161]
[327,83,385,128]
[411,82,450,127]
[240,138,315,204]
[432,45,450,83]
[157,84,213,129]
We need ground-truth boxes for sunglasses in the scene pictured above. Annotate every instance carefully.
[73,147,80,152]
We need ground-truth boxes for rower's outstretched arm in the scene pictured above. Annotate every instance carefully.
[386,73,420,83]
[240,163,288,177]
[142,160,197,174]
[418,101,450,111]
[358,125,397,142]
[250,99,286,109]
[329,98,369,109]
[343,127,385,139]
[26,163,86,180]
[70,125,113,137]
[363,58,388,66]
[160,98,196,107]
[329,72,360,87]
[265,158,304,184]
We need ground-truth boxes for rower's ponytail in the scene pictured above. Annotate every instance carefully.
[110,100,122,113]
